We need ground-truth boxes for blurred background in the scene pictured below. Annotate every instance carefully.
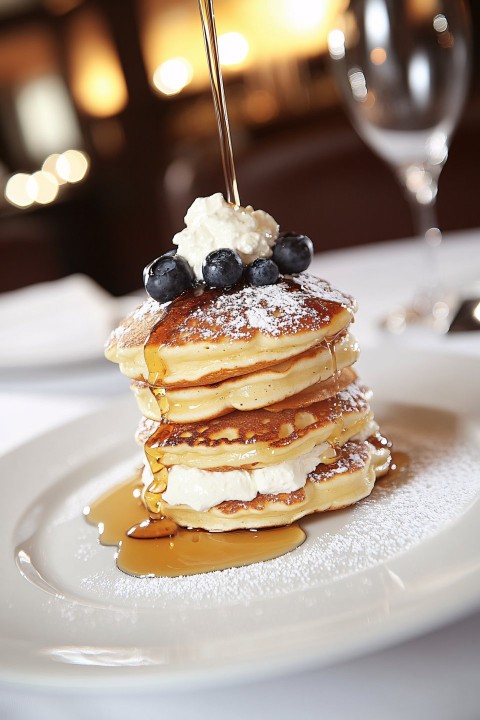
[0,0,478,296]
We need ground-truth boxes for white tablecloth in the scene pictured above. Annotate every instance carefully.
[1,230,479,719]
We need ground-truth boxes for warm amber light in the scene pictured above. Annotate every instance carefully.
[138,0,346,93]
[5,173,33,208]
[244,90,278,123]
[5,151,88,209]
[56,149,89,182]
[67,9,128,117]
[370,47,387,65]
[27,171,59,204]
[218,32,249,67]
[153,57,193,96]
[407,0,439,23]
[42,153,67,185]
[283,0,328,32]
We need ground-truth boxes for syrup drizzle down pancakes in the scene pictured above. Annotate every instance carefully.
[106,256,390,533]
[105,274,355,387]
[139,381,372,471]
[160,440,391,531]
[131,334,359,423]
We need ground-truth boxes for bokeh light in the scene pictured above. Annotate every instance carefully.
[26,171,59,204]
[56,149,89,183]
[283,0,328,33]
[42,153,67,185]
[68,9,128,117]
[328,29,346,60]
[5,173,33,208]
[218,32,249,67]
[153,57,193,96]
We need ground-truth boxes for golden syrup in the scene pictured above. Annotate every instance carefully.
[143,421,173,511]
[324,333,344,459]
[144,335,167,388]
[142,309,173,504]
[157,390,170,416]
[142,336,170,508]
[369,434,409,481]
[127,516,177,539]
[198,0,240,206]
[84,476,306,577]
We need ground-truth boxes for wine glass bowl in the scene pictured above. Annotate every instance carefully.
[328,0,471,331]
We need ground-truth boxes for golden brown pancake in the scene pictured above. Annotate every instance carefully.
[105,275,356,387]
[155,440,391,531]
[131,333,359,422]
[140,381,373,471]
[105,261,391,535]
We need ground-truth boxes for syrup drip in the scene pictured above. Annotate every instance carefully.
[144,332,168,388]
[143,422,171,512]
[369,434,410,481]
[84,476,306,577]
[127,516,177,539]
[143,329,174,507]
[324,333,344,461]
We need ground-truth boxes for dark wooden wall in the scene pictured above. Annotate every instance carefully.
[0,0,478,295]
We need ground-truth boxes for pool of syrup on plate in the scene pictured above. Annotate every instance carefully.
[83,442,408,579]
[84,476,306,578]
[86,314,407,578]
[84,326,408,578]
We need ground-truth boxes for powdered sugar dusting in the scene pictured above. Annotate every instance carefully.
[105,298,166,351]
[79,406,480,610]
[105,275,355,354]
[188,276,353,341]
[292,273,356,308]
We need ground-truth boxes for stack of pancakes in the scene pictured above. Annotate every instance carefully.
[105,273,391,531]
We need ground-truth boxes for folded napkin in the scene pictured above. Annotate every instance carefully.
[0,274,144,368]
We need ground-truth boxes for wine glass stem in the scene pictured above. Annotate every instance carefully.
[406,192,443,303]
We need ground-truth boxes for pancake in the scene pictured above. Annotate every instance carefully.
[131,332,359,422]
[105,274,356,387]
[140,381,373,472]
[153,440,391,531]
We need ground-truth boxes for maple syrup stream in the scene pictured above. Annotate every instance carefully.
[198,0,240,206]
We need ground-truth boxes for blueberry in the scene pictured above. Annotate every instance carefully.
[202,248,243,288]
[144,253,194,303]
[245,258,279,286]
[272,233,313,274]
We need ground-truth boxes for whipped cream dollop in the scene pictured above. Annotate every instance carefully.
[142,443,333,513]
[173,193,279,281]
[142,419,380,513]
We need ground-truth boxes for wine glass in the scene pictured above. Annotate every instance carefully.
[328,0,471,332]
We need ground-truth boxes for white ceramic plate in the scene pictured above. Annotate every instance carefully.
[1,348,480,690]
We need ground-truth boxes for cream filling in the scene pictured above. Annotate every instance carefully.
[163,442,390,532]
[143,420,379,512]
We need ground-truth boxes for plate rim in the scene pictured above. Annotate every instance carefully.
[1,349,480,690]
